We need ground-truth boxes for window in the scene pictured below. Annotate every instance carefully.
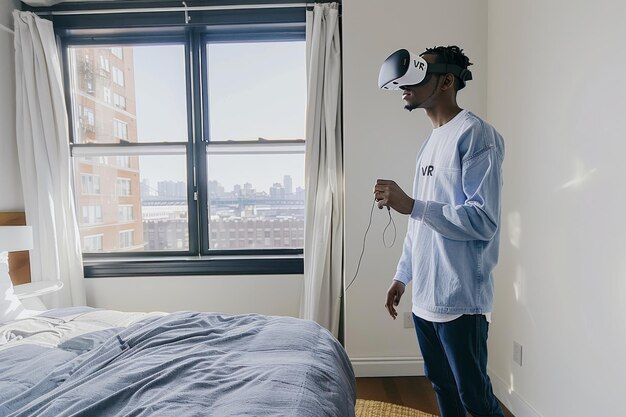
[111,47,123,59]
[99,54,110,72]
[85,79,94,95]
[112,66,125,86]
[113,93,126,110]
[103,87,111,104]
[82,205,103,225]
[116,178,132,196]
[81,106,95,127]
[81,174,100,194]
[113,119,128,140]
[83,234,103,252]
[206,42,305,250]
[61,7,307,276]
[119,205,133,222]
[119,230,134,249]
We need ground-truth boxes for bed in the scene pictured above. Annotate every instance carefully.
[0,213,355,416]
[0,306,356,416]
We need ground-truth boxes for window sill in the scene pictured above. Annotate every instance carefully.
[83,254,303,278]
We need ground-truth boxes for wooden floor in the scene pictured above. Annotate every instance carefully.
[356,376,514,417]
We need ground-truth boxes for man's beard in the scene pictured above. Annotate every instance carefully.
[404,103,418,112]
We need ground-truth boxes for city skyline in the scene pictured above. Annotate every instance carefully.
[141,174,303,198]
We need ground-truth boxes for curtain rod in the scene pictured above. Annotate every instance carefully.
[35,3,316,17]
[0,23,14,34]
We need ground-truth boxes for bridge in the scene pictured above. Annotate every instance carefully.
[142,196,304,207]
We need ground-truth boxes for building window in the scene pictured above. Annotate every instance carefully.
[62,15,306,276]
[83,234,103,252]
[116,177,132,196]
[103,87,111,104]
[85,79,94,95]
[119,205,133,222]
[82,205,103,225]
[81,174,100,194]
[113,119,128,140]
[113,93,126,110]
[112,66,125,86]
[119,230,134,248]
[81,106,95,127]
[99,55,110,72]
[111,47,123,59]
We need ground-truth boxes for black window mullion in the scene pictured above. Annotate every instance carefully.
[195,30,210,255]
[60,38,76,145]
[186,29,200,255]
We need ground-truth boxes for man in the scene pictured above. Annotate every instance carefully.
[374,45,506,417]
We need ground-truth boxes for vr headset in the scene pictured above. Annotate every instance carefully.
[378,49,472,90]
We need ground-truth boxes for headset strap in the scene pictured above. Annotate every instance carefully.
[427,64,473,82]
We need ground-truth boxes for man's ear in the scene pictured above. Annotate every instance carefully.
[440,73,456,91]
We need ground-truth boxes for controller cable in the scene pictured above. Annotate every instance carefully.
[344,198,396,292]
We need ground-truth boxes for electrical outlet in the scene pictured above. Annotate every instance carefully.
[403,312,414,328]
[513,341,523,366]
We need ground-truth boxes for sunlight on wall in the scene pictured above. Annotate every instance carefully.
[507,211,521,249]
[615,256,626,316]
[560,156,597,190]
[513,265,524,303]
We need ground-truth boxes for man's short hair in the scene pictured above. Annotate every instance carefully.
[421,45,473,91]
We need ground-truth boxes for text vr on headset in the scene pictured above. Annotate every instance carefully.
[378,49,473,90]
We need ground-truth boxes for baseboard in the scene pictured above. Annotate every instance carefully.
[488,368,543,417]
[350,356,425,377]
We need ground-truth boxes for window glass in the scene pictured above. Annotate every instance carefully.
[204,40,306,251]
[74,154,188,253]
[68,45,187,144]
[207,41,306,142]
[206,152,304,249]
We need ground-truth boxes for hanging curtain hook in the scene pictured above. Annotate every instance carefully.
[182,2,191,24]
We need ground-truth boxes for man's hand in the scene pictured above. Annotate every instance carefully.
[385,280,406,319]
[374,179,415,214]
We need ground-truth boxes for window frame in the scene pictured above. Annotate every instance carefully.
[55,6,307,278]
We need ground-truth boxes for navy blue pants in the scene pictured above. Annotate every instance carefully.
[412,314,505,417]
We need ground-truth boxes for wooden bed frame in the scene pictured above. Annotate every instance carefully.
[0,211,31,286]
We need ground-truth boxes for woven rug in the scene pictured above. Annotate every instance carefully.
[356,399,438,417]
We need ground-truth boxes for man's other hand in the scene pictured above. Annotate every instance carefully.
[385,280,406,319]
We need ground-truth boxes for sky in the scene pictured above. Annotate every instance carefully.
[132,41,307,193]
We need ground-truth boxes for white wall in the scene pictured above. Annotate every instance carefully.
[85,274,303,317]
[487,1,626,416]
[0,0,23,211]
[342,0,488,376]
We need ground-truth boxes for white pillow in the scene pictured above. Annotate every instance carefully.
[0,251,27,323]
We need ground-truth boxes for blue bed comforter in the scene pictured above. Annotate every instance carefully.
[0,310,355,416]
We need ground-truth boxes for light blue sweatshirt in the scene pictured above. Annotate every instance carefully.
[393,110,505,315]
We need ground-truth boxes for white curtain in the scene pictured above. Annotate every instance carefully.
[301,3,343,337]
[13,11,86,308]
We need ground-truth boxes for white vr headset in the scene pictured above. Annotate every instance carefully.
[378,49,472,90]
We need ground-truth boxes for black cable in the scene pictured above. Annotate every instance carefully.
[344,198,396,293]
[383,206,396,248]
